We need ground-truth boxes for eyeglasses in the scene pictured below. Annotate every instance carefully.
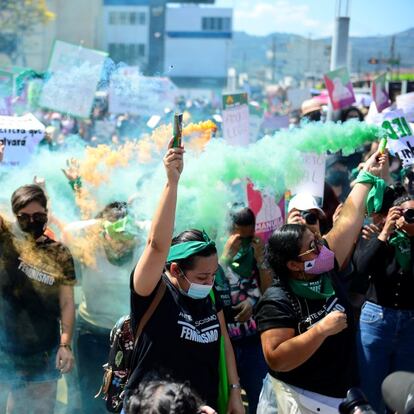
[16,212,48,227]
[297,239,323,258]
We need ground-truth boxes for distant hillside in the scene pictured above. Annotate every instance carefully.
[231,27,414,78]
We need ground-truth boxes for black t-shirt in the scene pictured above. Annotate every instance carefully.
[255,271,357,398]
[353,235,414,309]
[0,230,76,355]
[128,273,223,408]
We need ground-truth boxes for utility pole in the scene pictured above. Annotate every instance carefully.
[327,0,350,121]
[271,35,276,83]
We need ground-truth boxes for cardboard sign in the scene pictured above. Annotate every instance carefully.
[324,67,355,110]
[249,102,264,143]
[246,180,284,242]
[39,40,107,118]
[291,153,326,205]
[381,110,414,167]
[0,113,45,166]
[287,88,311,111]
[222,92,250,146]
[109,67,177,117]
[372,73,390,112]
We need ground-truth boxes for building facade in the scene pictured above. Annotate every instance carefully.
[164,5,232,87]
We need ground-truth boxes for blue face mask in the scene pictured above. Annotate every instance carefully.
[179,271,214,300]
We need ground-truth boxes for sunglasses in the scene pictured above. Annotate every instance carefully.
[16,212,48,226]
[297,238,323,258]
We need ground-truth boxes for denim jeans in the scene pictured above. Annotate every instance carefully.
[233,335,268,414]
[75,317,111,414]
[356,301,414,412]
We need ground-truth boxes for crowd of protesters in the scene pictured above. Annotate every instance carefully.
[0,84,414,414]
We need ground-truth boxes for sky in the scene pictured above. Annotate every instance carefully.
[213,0,414,38]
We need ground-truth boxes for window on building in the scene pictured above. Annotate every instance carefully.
[129,12,137,25]
[138,12,146,25]
[109,11,117,25]
[138,44,145,57]
[202,17,231,31]
[108,43,146,64]
[119,12,128,25]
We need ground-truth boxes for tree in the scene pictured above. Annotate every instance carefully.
[0,0,55,66]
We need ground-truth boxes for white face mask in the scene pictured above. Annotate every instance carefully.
[179,271,214,300]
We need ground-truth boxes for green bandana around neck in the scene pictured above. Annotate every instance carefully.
[103,216,138,241]
[389,230,411,271]
[167,230,216,262]
[288,274,335,300]
[354,170,386,215]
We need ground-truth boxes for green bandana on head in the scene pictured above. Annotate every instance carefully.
[103,216,138,241]
[289,274,335,300]
[389,230,411,271]
[167,230,216,262]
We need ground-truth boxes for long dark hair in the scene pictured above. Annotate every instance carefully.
[167,229,217,272]
[267,224,308,283]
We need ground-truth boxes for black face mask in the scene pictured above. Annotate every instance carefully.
[17,215,47,239]
[326,170,349,187]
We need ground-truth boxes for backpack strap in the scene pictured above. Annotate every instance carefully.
[134,279,166,346]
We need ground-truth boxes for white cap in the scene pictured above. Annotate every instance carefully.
[288,193,324,216]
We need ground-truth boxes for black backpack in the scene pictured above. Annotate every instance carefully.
[96,281,166,412]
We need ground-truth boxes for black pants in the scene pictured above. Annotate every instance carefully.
[75,317,111,414]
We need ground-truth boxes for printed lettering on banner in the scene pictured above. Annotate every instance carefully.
[291,153,326,205]
[324,67,355,110]
[109,67,177,116]
[222,92,250,146]
[246,180,284,242]
[381,110,414,167]
[39,40,108,118]
[0,113,45,166]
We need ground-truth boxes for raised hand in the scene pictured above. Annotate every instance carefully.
[62,158,81,182]
[163,138,184,184]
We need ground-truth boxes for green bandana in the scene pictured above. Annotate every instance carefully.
[389,230,411,271]
[103,216,138,241]
[167,230,216,262]
[289,274,335,300]
[354,170,386,215]
[231,239,255,277]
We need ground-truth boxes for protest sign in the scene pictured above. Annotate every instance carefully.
[287,88,311,111]
[246,180,284,242]
[0,113,45,166]
[324,67,355,110]
[291,153,326,205]
[109,67,177,117]
[222,92,250,146]
[396,92,414,122]
[381,110,414,167]
[261,114,289,131]
[372,73,390,112]
[249,102,264,143]
[39,40,107,118]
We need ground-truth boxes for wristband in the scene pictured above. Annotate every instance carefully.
[68,177,82,191]
[59,343,72,351]
[229,384,241,390]
[354,170,385,215]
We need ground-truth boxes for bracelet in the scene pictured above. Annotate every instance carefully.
[68,177,82,191]
[229,384,241,390]
[59,343,72,351]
